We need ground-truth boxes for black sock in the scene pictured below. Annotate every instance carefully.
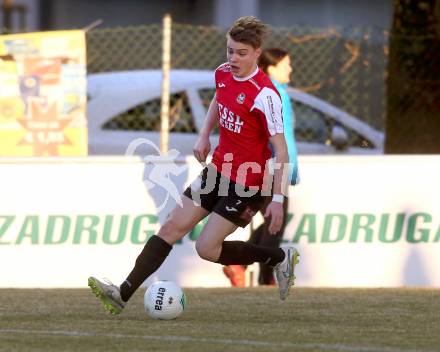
[120,235,172,302]
[217,241,284,267]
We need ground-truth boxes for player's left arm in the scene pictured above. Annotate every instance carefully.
[252,86,288,234]
[265,133,289,234]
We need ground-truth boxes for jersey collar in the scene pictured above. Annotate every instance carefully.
[232,65,259,82]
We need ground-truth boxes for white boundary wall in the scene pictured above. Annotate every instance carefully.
[0,155,439,288]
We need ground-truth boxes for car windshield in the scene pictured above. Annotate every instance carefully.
[102,91,197,133]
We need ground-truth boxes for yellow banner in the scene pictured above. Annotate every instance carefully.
[0,30,87,156]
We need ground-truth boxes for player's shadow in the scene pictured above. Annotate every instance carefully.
[397,207,431,286]
[402,247,431,286]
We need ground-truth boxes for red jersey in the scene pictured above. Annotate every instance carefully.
[212,63,284,188]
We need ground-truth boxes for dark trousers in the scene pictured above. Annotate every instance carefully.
[247,196,289,285]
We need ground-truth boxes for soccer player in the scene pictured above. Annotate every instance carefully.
[223,48,299,287]
[88,16,300,315]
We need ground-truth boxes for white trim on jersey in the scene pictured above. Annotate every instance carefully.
[250,87,284,136]
[232,65,259,82]
[216,62,231,72]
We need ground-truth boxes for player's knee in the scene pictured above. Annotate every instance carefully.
[159,219,188,244]
[195,240,218,262]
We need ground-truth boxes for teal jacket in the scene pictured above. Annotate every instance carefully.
[272,79,299,185]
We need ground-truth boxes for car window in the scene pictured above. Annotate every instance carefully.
[292,99,375,149]
[199,88,219,134]
[199,88,215,111]
[293,102,328,144]
[102,92,197,133]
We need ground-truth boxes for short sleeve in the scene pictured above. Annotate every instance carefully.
[251,87,284,136]
[214,62,230,85]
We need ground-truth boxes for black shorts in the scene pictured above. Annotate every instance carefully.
[183,166,266,227]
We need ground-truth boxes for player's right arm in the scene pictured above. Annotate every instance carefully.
[193,93,218,163]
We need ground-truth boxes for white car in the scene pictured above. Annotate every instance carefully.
[87,69,384,155]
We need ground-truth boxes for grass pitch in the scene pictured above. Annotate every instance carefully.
[0,287,439,352]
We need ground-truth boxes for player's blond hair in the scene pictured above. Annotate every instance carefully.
[227,16,268,49]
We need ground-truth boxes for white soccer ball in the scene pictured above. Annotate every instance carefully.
[144,280,186,320]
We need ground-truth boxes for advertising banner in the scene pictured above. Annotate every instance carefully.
[0,155,439,288]
[0,30,87,156]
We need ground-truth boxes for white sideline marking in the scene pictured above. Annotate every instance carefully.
[0,329,434,352]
